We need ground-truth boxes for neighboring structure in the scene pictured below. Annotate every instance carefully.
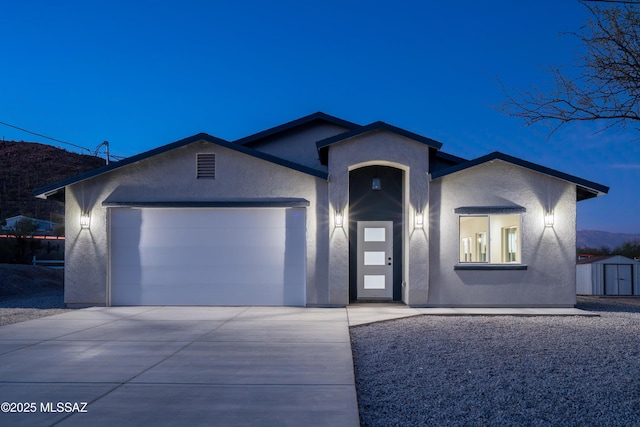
[34,112,609,308]
[2,215,57,235]
[577,255,640,296]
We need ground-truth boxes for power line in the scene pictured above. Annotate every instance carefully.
[0,120,91,153]
[0,119,126,161]
[93,141,126,162]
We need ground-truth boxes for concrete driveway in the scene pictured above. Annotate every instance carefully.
[0,306,359,426]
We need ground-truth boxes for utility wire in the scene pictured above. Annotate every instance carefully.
[0,120,126,161]
[0,120,92,153]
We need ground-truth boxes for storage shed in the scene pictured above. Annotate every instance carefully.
[576,255,640,296]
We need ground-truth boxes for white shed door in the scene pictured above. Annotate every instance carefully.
[109,208,306,306]
[604,264,633,296]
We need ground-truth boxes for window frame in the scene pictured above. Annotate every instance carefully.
[455,207,526,270]
[502,226,518,263]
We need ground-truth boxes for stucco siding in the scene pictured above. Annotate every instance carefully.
[65,186,109,306]
[429,160,577,307]
[247,123,349,171]
[327,131,431,305]
[64,139,328,307]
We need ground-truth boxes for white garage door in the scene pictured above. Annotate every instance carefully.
[109,207,306,306]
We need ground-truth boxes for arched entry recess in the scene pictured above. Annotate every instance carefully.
[348,163,406,302]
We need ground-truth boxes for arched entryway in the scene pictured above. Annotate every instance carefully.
[349,165,403,302]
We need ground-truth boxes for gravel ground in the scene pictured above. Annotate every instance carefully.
[0,264,72,326]
[351,297,640,427]
[2,265,639,426]
[0,290,71,326]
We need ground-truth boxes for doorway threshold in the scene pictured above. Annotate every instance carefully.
[351,300,404,304]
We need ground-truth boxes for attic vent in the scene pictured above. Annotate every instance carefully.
[197,153,216,179]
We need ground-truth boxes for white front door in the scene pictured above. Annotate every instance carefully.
[356,221,393,300]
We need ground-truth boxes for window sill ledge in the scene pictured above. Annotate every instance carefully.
[455,264,528,271]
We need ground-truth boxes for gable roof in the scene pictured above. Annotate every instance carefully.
[430,151,609,201]
[235,112,359,147]
[34,132,328,200]
[315,121,443,165]
[430,151,468,174]
[434,151,467,164]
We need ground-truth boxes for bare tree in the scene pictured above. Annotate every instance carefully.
[503,1,640,135]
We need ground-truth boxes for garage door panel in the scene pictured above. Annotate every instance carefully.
[111,273,292,306]
[112,284,286,306]
[148,249,285,269]
[112,265,288,288]
[111,245,288,268]
[114,264,286,285]
[113,227,288,249]
[137,227,287,248]
[121,208,289,229]
[110,208,306,306]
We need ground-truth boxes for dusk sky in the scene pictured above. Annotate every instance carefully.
[1,0,638,233]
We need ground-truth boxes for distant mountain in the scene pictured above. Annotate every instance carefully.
[0,141,105,221]
[577,230,640,251]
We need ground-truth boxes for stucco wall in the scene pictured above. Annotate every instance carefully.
[327,131,431,305]
[429,160,577,307]
[65,140,328,306]
[247,123,350,171]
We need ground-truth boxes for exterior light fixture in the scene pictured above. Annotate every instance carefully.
[545,210,554,227]
[335,211,344,228]
[415,211,424,228]
[372,177,381,191]
[80,212,91,229]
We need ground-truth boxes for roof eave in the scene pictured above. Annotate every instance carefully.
[430,151,609,202]
[576,186,608,201]
[315,121,443,165]
[235,112,359,146]
[434,151,468,164]
[33,133,219,199]
[34,132,328,199]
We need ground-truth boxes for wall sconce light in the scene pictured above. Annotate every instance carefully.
[372,177,381,191]
[80,212,91,229]
[335,211,344,228]
[415,211,424,228]
[545,210,554,227]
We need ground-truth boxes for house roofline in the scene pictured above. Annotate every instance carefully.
[235,112,359,147]
[102,198,311,208]
[430,151,609,201]
[34,133,328,199]
[434,151,468,164]
[315,121,443,164]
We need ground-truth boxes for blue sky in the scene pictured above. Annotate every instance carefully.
[1,0,638,233]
